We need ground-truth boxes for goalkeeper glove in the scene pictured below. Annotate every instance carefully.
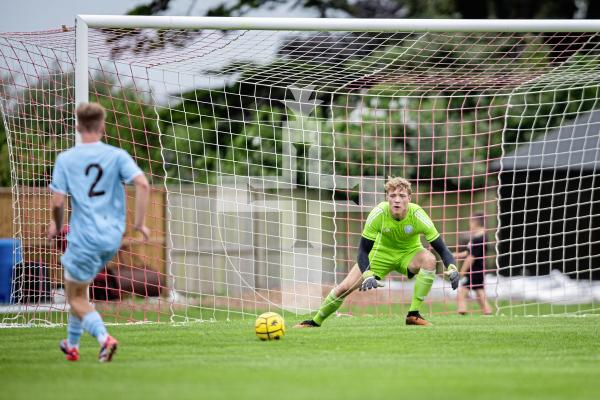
[445,264,459,290]
[359,270,384,291]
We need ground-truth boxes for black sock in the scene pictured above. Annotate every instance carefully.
[407,310,420,317]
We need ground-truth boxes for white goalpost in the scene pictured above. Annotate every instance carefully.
[1,16,600,326]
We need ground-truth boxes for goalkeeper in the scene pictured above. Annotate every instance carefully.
[295,177,459,327]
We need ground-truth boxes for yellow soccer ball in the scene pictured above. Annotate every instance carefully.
[255,312,285,341]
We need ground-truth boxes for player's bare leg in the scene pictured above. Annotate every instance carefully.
[331,264,364,298]
[457,286,469,315]
[475,288,492,315]
[406,250,436,326]
[59,281,93,361]
[65,280,118,362]
[65,280,94,319]
[294,264,363,328]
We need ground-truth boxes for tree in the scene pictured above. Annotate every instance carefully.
[0,71,162,187]
[106,0,600,191]
[129,0,596,19]
[3,1,597,189]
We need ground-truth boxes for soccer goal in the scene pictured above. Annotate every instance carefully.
[1,17,600,326]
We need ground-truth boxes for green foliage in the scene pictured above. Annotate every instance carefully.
[157,84,289,185]
[0,72,75,187]
[0,72,162,187]
[3,20,600,191]
[126,0,169,16]
[130,0,599,19]
[89,78,162,183]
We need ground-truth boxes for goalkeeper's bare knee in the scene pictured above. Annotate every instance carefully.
[412,250,437,272]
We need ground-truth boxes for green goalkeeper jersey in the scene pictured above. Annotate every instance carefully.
[362,202,440,258]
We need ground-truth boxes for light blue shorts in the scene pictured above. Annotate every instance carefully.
[61,242,118,283]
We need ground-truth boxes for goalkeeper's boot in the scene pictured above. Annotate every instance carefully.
[405,312,432,326]
[59,339,79,362]
[98,335,118,362]
[293,319,320,328]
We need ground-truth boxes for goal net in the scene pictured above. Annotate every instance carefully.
[1,17,599,325]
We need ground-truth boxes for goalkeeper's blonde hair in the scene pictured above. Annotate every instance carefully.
[384,176,412,195]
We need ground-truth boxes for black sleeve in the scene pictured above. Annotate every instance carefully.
[429,237,456,268]
[357,236,375,273]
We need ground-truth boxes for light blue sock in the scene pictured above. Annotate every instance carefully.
[82,311,109,345]
[67,314,83,349]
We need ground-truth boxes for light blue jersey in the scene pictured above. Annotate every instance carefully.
[50,141,142,252]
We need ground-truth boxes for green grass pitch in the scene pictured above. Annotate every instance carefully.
[1,315,599,400]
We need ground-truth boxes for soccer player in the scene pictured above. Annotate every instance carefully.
[47,102,150,362]
[295,177,459,327]
[454,213,493,315]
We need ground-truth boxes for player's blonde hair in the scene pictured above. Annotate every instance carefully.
[76,102,106,133]
[384,176,412,195]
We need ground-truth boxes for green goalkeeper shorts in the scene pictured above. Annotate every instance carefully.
[369,246,425,279]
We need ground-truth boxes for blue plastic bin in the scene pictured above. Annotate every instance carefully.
[0,239,22,303]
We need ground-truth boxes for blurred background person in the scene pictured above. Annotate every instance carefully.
[454,212,493,315]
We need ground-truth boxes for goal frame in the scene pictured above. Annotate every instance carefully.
[65,16,600,319]
[74,15,600,110]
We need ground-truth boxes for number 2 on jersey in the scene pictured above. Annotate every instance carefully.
[85,163,106,197]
